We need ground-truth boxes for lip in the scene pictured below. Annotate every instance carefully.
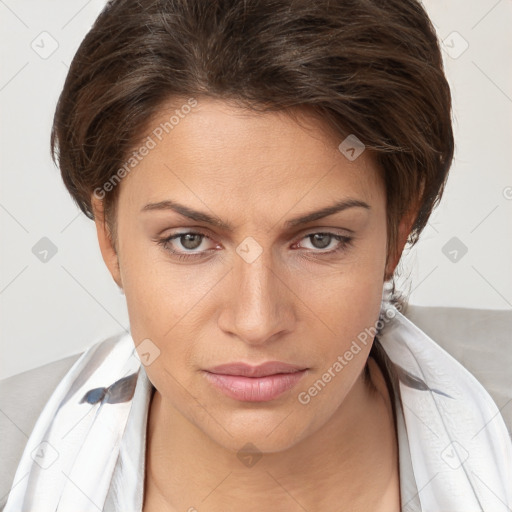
[203,361,308,402]
[207,361,306,377]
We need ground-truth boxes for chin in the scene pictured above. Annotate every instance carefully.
[196,406,313,455]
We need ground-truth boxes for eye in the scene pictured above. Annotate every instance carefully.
[155,230,354,261]
[156,231,218,260]
[294,232,353,255]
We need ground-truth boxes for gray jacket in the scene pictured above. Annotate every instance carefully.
[0,352,82,509]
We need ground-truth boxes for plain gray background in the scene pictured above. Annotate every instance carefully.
[1,0,511,379]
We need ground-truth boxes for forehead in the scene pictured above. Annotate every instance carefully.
[118,97,384,213]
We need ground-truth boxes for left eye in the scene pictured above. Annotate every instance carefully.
[296,232,351,252]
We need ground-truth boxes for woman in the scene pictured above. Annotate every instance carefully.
[2,0,511,511]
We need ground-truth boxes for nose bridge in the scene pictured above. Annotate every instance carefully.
[237,250,275,308]
[222,243,293,344]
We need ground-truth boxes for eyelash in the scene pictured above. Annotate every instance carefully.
[156,230,354,261]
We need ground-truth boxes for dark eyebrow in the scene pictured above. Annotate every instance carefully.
[284,199,370,228]
[141,200,232,230]
[141,198,370,230]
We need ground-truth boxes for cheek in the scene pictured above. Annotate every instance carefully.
[117,236,176,347]
[119,241,212,388]
[293,233,386,385]
[294,233,386,334]
[299,275,383,369]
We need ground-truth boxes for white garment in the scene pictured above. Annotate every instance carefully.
[4,303,512,511]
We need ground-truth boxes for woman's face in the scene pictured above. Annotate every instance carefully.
[93,97,394,453]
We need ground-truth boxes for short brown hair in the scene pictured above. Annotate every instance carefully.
[50,0,454,289]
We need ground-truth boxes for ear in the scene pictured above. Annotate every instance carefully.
[384,209,417,281]
[91,195,123,289]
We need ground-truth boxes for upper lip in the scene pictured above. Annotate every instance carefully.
[205,361,307,378]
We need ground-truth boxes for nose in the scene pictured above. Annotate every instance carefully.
[217,246,296,346]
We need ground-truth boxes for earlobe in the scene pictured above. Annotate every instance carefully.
[384,210,416,281]
[90,195,123,290]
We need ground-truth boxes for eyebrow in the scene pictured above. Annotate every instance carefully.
[141,198,371,230]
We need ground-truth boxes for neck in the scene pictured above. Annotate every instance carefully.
[143,356,400,512]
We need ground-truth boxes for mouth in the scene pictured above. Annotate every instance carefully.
[202,361,308,402]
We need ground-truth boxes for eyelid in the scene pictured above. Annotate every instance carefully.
[293,232,353,251]
[299,226,354,237]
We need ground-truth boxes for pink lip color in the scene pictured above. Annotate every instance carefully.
[203,361,308,402]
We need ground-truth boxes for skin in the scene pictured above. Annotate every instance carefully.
[92,97,414,511]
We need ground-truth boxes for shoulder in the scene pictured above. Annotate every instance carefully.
[402,304,512,433]
[0,352,83,509]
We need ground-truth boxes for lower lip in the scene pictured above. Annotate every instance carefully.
[202,370,307,402]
